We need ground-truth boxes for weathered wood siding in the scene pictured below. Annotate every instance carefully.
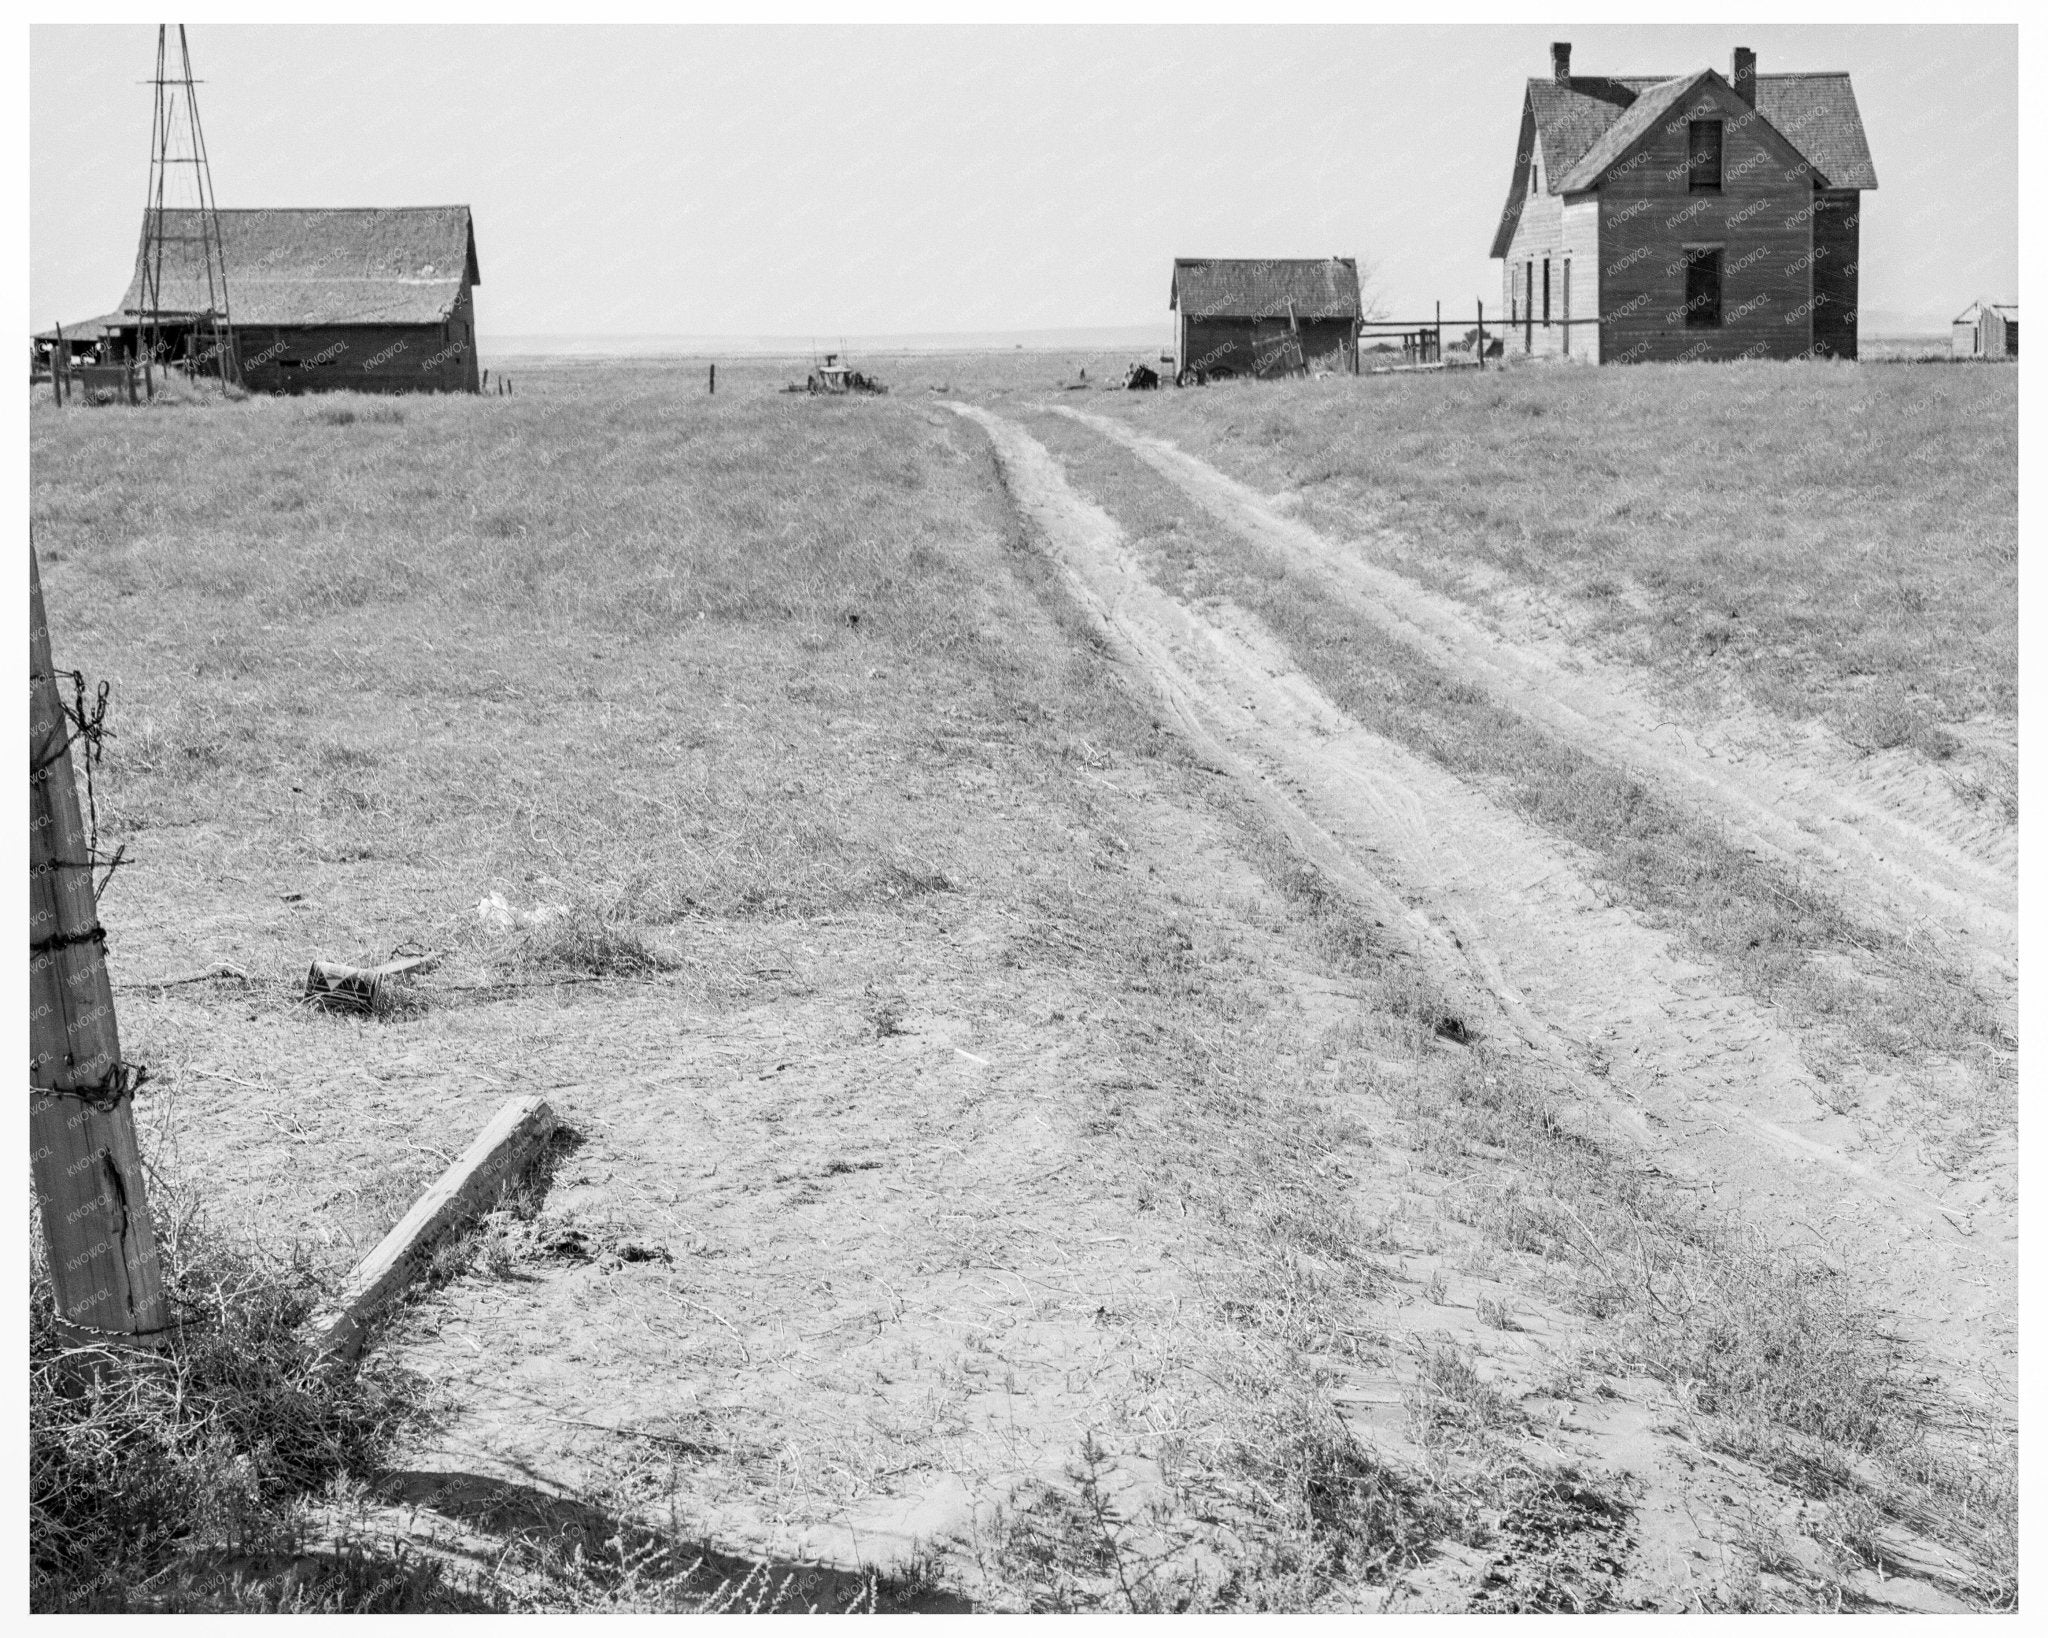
[1807,190,1860,359]
[1502,130,1567,357]
[1560,194,1601,361]
[1179,315,1355,379]
[1596,80,1818,363]
[233,280,480,394]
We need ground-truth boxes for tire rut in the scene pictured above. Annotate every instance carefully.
[1057,408,2016,1007]
[955,402,2014,1412]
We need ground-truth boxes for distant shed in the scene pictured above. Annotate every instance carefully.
[32,312,126,364]
[1952,300,2018,360]
[113,206,482,393]
[1170,258,1360,382]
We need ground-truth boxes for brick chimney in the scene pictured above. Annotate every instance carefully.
[1551,42,1571,85]
[1731,46,1757,106]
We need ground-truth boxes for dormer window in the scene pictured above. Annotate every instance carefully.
[1688,120,1723,191]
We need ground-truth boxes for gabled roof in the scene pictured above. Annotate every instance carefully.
[1492,67,1877,257]
[1553,73,1702,192]
[1170,258,1361,319]
[1956,299,2019,323]
[117,206,480,327]
[1755,75,1876,193]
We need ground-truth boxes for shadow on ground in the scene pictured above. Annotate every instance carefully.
[372,1468,976,1612]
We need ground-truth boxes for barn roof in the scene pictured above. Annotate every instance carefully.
[34,312,127,344]
[116,206,480,327]
[1170,258,1361,319]
[1493,67,1877,257]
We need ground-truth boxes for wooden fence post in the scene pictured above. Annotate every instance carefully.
[708,362,716,395]
[30,546,167,1339]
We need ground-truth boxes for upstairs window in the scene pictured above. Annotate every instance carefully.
[1688,120,1723,191]
[1684,247,1723,327]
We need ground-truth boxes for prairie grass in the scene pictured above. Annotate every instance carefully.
[1079,362,2017,766]
[29,365,2011,1612]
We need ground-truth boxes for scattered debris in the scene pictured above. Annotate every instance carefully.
[302,951,439,1012]
[476,891,569,932]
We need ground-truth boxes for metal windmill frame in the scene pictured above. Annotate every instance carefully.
[137,24,237,393]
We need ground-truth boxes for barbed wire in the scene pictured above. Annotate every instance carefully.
[30,667,131,903]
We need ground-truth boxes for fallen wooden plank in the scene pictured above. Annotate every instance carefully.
[309,1093,559,1361]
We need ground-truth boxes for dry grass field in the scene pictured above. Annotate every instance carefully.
[1074,361,2017,777]
[30,354,2016,1612]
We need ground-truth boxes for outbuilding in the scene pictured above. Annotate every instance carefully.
[112,205,482,393]
[1169,258,1360,382]
[1952,300,2018,360]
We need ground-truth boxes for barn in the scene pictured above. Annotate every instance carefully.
[111,206,482,394]
[1491,43,1877,363]
[1170,259,1360,382]
[1952,300,2019,360]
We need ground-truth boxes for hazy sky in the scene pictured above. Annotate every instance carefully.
[30,23,2018,340]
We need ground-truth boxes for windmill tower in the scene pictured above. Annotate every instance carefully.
[137,24,237,392]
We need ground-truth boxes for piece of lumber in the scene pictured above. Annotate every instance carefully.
[309,1093,559,1361]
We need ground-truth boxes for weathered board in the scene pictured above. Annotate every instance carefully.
[309,1094,559,1361]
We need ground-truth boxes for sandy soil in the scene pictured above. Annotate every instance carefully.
[288,399,2008,1610]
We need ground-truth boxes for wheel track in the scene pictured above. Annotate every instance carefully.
[1057,408,2017,1006]
[955,402,2014,1410]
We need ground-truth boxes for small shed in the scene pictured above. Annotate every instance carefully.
[1952,300,2018,360]
[1170,258,1360,382]
[112,206,483,393]
[31,313,126,368]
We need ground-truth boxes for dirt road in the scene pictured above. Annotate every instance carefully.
[952,403,2015,1416]
[1060,408,2017,1003]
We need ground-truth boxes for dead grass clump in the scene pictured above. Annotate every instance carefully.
[508,907,680,980]
[1468,1469,1633,1613]
[30,1222,433,1612]
[1221,1402,1451,1598]
[1410,1339,1529,1444]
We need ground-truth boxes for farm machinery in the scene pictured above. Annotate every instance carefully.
[804,352,886,395]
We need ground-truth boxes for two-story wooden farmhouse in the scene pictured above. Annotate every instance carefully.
[1491,43,1876,363]
[112,206,483,393]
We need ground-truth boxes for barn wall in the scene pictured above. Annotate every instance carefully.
[1596,78,1818,363]
[1808,190,1861,360]
[233,301,478,394]
[1179,316,1354,379]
